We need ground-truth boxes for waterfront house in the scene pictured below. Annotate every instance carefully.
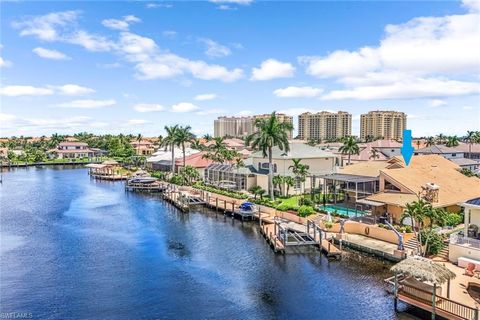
[131,140,155,156]
[336,140,402,164]
[175,151,214,177]
[251,143,339,194]
[48,142,94,159]
[146,147,200,171]
[364,155,480,223]
[450,157,480,172]
[415,142,480,161]
[449,197,480,264]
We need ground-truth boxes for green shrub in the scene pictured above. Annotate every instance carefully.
[301,198,313,206]
[420,229,444,255]
[193,183,248,199]
[298,205,315,217]
[444,213,463,227]
[169,174,185,185]
[404,225,413,233]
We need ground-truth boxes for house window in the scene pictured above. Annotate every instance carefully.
[451,153,456,157]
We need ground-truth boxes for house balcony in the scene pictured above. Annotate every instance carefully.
[449,234,480,264]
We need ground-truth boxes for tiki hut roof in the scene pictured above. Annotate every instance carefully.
[102,160,119,166]
[391,256,456,285]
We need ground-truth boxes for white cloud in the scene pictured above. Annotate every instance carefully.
[12,10,79,41]
[56,99,116,109]
[133,103,165,112]
[301,6,480,101]
[102,15,141,31]
[13,11,114,52]
[0,85,54,96]
[33,47,70,60]
[217,5,237,10]
[55,84,95,95]
[118,32,244,82]
[463,0,480,12]
[0,56,12,68]
[321,78,480,100]
[273,86,323,98]
[194,93,217,101]
[146,3,173,9]
[210,0,253,4]
[251,59,295,81]
[199,38,231,58]
[162,30,177,38]
[429,99,447,107]
[127,119,151,125]
[171,102,200,113]
[463,105,475,110]
[13,11,243,82]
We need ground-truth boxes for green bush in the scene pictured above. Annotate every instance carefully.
[444,213,463,227]
[298,205,315,217]
[169,174,185,185]
[192,182,248,199]
[301,198,313,206]
[420,229,444,255]
[404,225,413,233]
[276,203,299,212]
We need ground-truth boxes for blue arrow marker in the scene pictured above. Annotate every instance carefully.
[401,129,414,166]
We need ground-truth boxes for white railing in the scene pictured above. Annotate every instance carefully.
[451,234,480,250]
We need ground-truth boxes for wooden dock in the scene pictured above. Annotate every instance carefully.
[260,223,285,253]
[321,239,341,259]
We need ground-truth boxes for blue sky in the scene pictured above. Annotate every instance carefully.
[1,0,479,138]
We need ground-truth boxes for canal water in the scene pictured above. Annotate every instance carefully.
[1,167,422,319]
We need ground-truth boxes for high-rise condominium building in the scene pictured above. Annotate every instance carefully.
[298,111,352,141]
[214,113,293,139]
[360,111,407,141]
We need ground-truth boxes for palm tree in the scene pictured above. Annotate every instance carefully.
[160,125,179,174]
[175,126,195,167]
[466,131,477,155]
[425,136,435,147]
[272,175,284,196]
[401,199,432,256]
[203,134,213,142]
[249,186,265,200]
[339,136,360,166]
[284,176,295,196]
[136,133,143,155]
[190,139,204,151]
[369,148,380,160]
[180,165,200,185]
[446,135,459,147]
[415,140,421,150]
[245,111,293,200]
[436,133,446,145]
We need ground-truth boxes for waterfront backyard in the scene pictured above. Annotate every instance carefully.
[1,167,427,319]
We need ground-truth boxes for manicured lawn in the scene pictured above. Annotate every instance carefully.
[277,195,303,207]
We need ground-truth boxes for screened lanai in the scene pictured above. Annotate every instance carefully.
[204,164,254,191]
[319,173,379,204]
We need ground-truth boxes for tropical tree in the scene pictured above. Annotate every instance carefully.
[446,135,459,147]
[284,176,295,196]
[249,186,266,200]
[425,136,436,147]
[160,125,180,174]
[289,158,310,197]
[339,136,360,165]
[272,175,284,196]
[179,165,200,185]
[175,126,195,167]
[203,134,213,142]
[190,139,205,151]
[245,111,293,200]
[135,133,143,154]
[436,133,446,144]
[369,148,380,160]
[401,199,433,256]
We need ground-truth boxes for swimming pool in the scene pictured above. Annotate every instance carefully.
[320,205,366,218]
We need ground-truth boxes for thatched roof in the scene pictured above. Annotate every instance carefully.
[391,256,456,285]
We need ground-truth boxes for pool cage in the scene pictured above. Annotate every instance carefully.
[204,164,249,191]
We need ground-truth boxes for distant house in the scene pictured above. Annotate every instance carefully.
[175,151,214,177]
[251,143,338,194]
[450,157,480,172]
[414,144,464,159]
[146,147,200,171]
[48,142,94,159]
[130,140,155,156]
[364,155,480,223]
[335,140,402,164]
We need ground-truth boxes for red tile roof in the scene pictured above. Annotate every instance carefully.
[175,151,214,168]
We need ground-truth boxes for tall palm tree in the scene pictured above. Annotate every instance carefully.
[339,136,360,166]
[436,133,446,145]
[190,139,204,151]
[175,126,195,167]
[160,125,179,174]
[272,175,283,196]
[466,131,477,155]
[203,134,213,142]
[245,112,293,200]
[446,135,459,147]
